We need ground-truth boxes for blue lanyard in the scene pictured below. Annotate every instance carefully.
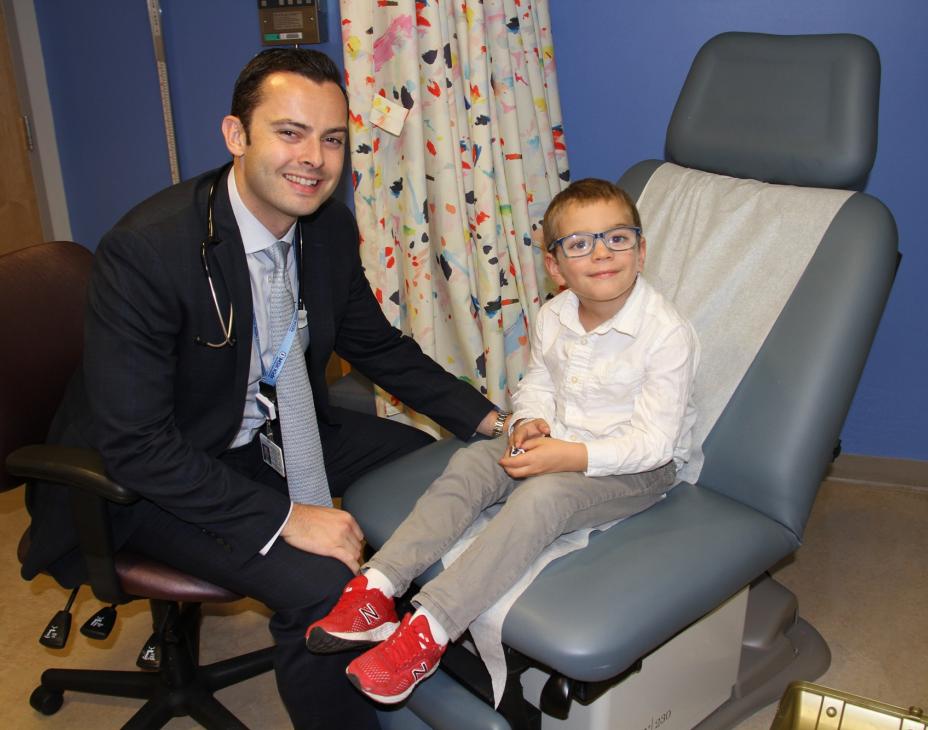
[253,309,299,387]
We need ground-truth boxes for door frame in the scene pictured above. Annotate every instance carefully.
[2,0,71,242]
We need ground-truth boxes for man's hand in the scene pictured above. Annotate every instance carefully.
[280,504,365,573]
[499,435,587,478]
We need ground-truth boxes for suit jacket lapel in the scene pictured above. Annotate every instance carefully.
[207,167,254,390]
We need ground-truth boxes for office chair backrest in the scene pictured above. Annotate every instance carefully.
[0,241,93,490]
[619,33,897,539]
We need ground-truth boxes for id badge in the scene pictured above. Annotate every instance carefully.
[257,381,278,421]
[257,381,285,476]
[259,432,286,477]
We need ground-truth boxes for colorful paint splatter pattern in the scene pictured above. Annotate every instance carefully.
[341,0,569,420]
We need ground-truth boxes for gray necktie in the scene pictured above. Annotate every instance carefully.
[266,240,332,506]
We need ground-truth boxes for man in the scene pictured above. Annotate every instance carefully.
[22,49,502,729]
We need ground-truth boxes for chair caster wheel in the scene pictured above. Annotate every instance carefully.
[30,686,64,715]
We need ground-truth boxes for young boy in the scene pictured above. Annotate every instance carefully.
[306,178,699,704]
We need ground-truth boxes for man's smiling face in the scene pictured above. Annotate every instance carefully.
[222,72,348,238]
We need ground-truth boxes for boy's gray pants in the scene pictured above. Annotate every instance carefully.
[365,437,676,640]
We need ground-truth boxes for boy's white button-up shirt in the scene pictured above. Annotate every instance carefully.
[511,276,699,477]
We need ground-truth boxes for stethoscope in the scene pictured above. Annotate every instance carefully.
[194,166,304,349]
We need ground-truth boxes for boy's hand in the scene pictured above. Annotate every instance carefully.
[499,436,587,478]
[508,417,551,451]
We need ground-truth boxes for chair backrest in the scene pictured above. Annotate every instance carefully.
[0,241,93,490]
[667,32,880,189]
[619,33,897,539]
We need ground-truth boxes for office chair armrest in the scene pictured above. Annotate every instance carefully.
[6,444,138,505]
[7,444,136,603]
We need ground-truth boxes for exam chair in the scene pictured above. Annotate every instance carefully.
[1,241,274,729]
[342,32,897,730]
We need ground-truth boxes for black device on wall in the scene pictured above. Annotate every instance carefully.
[259,0,327,45]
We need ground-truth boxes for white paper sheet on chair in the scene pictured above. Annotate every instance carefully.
[637,162,852,484]
[440,162,851,707]
[441,505,627,706]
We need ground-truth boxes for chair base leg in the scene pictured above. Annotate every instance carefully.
[33,647,275,729]
[29,601,275,730]
[39,667,160,700]
[121,687,249,730]
[201,646,278,693]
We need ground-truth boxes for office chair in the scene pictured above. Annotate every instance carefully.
[341,32,898,730]
[1,241,274,729]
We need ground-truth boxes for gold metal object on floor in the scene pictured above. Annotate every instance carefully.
[772,681,926,730]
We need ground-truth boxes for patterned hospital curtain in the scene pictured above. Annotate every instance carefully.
[340,0,569,429]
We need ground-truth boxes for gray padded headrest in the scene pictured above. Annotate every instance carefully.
[667,32,880,189]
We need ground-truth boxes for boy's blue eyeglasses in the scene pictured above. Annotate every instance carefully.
[549,226,642,258]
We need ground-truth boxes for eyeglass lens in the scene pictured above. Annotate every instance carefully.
[559,227,639,257]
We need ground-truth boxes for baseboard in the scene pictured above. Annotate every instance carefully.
[826,454,928,489]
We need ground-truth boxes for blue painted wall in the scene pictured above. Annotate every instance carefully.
[34,0,347,250]
[34,0,170,249]
[32,1,926,461]
[548,1,928,462]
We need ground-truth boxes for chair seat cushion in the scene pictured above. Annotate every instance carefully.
[344,438,800,682]
[18,529,241,603]
[114,552,242,603]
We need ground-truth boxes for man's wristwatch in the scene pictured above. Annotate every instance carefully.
[492,410,511,438]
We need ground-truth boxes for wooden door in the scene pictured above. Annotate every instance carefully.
[0,3,44,255]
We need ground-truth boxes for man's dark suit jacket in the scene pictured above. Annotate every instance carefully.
[23,166,492,586]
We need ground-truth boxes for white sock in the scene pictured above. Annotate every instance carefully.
[412,606,449,645]
[361,568,396,598]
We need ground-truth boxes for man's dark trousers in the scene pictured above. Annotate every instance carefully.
[124,407,433,730]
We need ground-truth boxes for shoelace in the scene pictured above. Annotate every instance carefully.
[381,617,431,666]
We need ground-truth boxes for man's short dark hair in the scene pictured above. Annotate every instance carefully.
[230,48,345,138]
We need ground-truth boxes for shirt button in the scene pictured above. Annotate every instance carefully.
[571,376,579,384]
[580,337,588,345]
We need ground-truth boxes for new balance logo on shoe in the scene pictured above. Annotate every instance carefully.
[359,603,380,626]
[345,614,447,704]
[305,575,399,654]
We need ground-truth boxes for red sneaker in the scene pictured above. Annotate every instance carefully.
[345,613,447,704]
[305,575,399,654]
